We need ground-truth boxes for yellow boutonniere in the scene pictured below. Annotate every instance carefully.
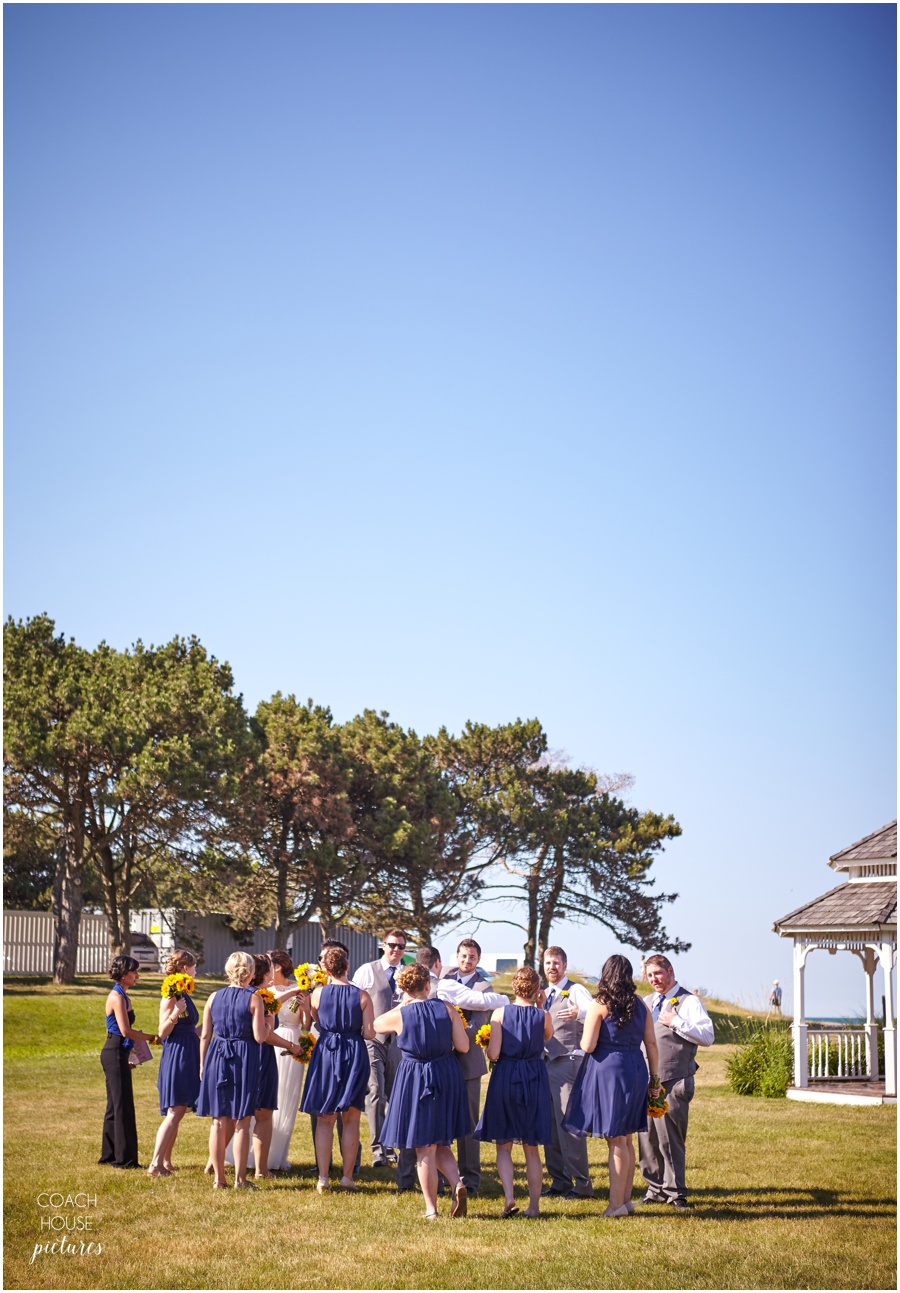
[667,997,679,1008]
[560,990,569,999]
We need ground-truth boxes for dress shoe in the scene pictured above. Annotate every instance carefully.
[564,1191,594,1200]
[541,1186,568,1197]
[641,1190,667,1204]
[670,1198,691,1213]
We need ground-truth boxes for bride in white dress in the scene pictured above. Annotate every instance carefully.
[224,951,310,1172]
[267,952,311,1170]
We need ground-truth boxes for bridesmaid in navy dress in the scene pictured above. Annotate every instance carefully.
[301,944,374,1192]
[197,951,300,1189]
[563,955,661,1218]
[148,950,200,1177]
[475,965,554,1217]
[374,963,472,1220]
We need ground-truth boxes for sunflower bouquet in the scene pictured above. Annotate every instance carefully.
[292,1030,317,1063]
[475,1024,491,1049]
[453,1005,469,1028]
[293,962,328,993]
[255,987,279,1014]
[648,1082,668,1119]
[161,973,195,999]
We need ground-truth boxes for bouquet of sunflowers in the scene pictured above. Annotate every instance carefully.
[161,973,195,999]
[453,1005,469,1028]
[475,1024,491,1049]
[255,987,279,1014]
[293,962,328,993]
[648,1082,668,1119]
[292,1030,317,1063]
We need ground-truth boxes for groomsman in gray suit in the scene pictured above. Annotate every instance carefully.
[638,954,714,1213]
[541,946,595,1199]
[351,928,409,1177]
[442,937,494,1196]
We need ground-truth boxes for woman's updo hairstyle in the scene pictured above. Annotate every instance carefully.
[594,954,638,1024]
[267,949,294,978]
[165,949,197,976]
[109,955,140,982]
[223,951,255,986]
[512,965,541,1000]
[396,963,430,996]
[321,946,349,977]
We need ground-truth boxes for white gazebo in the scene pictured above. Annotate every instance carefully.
[773,821,896,1106]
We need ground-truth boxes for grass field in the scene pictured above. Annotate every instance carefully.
[3,974,896,1290]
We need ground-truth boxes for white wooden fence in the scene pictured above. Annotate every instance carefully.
[3,910,110,974]
[808,1028,869,1080]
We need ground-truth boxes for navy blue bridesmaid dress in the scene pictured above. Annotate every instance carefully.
[563,995,650,1138]
[157,992,201,1113]
[301,983,370,1115]
[474,1004,552,1145]
[196,986,261,1120]
[380,998,471,1149]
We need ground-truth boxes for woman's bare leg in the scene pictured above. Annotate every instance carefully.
[523,1144,543,1216]
[339,1108,361,1183]
[210,1117,234,1188]
[416,1146,439,1214]
[495,1142,515,1208]
[233,1116,253,1187]
[315,1114,338,1184]
[252,1108,274,1178]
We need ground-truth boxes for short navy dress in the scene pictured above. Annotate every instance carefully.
[301,984,370,1115]
[380,999,471,1149]
[196,986,261,1120]
[563,996,650,1139]
[474,1005,552,1145]
[256,1008,279,1112]
[157,993,201,1114]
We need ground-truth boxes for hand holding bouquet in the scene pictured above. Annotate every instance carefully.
[255,987,279,1014]
[292,1030,317,1063]
[475,1024,491,1049]
[648,1081,668,1119]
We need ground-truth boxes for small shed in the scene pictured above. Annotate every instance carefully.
[773,821,896,1105]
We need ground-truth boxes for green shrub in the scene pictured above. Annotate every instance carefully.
[726,1023,793,1097]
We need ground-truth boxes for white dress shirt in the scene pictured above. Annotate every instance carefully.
[351,956,397,994]
[431,973,508,1012]
[544,975,593,1021]
[652,983,714,1047]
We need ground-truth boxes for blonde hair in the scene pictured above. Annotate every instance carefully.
[165,949,197,976]
[224,951,255,986]
[397,963,431,996]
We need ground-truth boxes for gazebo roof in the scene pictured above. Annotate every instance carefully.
[774,881,897,935]
[829,820,897,870]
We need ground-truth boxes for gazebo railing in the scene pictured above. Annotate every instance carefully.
[808,1028,869,1081]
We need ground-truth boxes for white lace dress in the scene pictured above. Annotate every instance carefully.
[225,998,305,1170]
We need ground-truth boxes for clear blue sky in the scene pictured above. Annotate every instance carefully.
[5,4,896,1015]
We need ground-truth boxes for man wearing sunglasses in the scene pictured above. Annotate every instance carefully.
[352,929,410,1172]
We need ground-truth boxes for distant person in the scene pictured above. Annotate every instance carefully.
[769,980,783,1016]
[639,955,648,983]
[638,954,714,1213]
[351,928,409,1171]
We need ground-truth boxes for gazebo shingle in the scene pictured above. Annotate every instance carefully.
[773,881,897,933]
[829,820,897,865]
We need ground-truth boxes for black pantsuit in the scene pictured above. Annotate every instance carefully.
[99,1036,139,1167]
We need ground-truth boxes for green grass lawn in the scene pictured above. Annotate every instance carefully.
[3,975,896,1290]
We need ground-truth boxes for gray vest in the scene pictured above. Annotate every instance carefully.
[652,986,700,1083]
[442,969,491,1080]
[367,961,398,1043]
[544,982,584,1060]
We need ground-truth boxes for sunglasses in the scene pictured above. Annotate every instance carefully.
[385,942,406,951]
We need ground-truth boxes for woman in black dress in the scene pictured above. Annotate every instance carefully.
[99,956,158,1169]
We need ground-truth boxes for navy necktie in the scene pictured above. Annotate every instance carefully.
[652,995,664,1021]
[386,966,396,993]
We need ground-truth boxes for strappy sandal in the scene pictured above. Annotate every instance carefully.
[501,1202,519,1218]
[450,1183,468,1219]
[424,1211,439,1221]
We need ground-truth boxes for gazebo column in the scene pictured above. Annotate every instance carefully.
[881,940,896,1098]
[861,948,879,1079]
[792,939,809,1088]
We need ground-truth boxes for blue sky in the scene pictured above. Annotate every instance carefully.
[5,4,896,1015]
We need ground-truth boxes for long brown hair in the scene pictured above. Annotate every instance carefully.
[594,955,638,1025]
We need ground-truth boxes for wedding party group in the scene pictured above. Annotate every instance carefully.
[99,928,714,1220]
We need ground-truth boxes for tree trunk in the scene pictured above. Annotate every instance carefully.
[536,844,566,966]
[98,844,125,959]
[273,812,293,949]
[522,844,548,969]
[52,798,85,984]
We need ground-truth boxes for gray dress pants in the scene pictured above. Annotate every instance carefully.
[638,1074,694,1202]
[544,1054,593,1197]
